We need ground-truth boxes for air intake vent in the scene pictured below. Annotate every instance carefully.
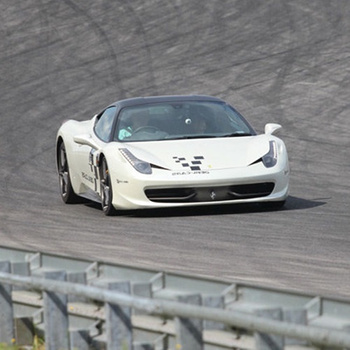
[145,183,274,203]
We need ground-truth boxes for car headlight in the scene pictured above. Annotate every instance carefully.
[119,148,152,174]
[262,141,278,168]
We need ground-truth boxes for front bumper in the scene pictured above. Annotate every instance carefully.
[111,161,290,210]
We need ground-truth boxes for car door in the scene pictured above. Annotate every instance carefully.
[77,106,117,195]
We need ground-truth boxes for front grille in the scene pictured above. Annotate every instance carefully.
[228,183,275,199]
[144,188,196,202]
[145,182,275,203]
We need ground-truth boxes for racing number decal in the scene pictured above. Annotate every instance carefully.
[89,149,99,191]
[173,156,204,171]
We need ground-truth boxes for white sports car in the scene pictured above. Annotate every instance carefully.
[56,95,289,215]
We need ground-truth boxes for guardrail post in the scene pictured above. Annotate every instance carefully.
[67,271,87,302]
[0,261,14,343]
[43,270,69,350]
[343,325,350,350]
[105,281,133,350]
[11,262,30,276]
[14,317,34,346]
[254,307,284,350]
[70,329,90,350]
[132,282,152,315]
[11,262,30,289]
[284,308,307,346]
[204,295,225,330]
[175,294,203,350]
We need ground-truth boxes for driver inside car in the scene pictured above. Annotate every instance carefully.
[118,109,150,140]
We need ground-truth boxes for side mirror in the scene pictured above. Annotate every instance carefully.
[265,123,282,135]
[73,134,100,150]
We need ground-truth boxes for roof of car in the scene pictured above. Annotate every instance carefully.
[111,95,225,108]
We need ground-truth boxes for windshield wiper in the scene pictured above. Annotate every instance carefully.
[168,135,218,140]
[222,132,252,137]
[185,135,218,139]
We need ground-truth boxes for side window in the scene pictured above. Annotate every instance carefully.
[94,107,117,142]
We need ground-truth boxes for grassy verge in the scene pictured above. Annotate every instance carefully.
[0,336,45,350]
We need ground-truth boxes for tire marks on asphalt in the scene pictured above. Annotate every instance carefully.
[1,0,350,297]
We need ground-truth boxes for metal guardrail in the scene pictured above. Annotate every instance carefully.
[1,245,350,349]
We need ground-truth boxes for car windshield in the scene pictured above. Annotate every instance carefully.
[115,101,256,142]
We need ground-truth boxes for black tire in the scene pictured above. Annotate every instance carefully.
[57,141,80,204]
[100,158,117,216]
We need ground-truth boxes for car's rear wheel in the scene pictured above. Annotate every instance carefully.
[100,158,117,216]
[57,141,80,204]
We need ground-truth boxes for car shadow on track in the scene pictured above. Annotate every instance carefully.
[132,196,327,218]
[83,195,327,217]
[284,196,328,210]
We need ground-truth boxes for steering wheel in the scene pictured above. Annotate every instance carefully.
[133,126,160,134]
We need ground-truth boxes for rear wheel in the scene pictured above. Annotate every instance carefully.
[57,141,80,204]
[100,158,117,216]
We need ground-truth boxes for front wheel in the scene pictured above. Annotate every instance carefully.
[57,141,80,204]
[100,158,117,216]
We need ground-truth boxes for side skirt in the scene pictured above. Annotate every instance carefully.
[79,189,102,204]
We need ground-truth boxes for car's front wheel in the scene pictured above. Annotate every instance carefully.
[100,158,117,216]
[57,141,80,204]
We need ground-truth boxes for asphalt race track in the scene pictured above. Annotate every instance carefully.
[1,1,350,298]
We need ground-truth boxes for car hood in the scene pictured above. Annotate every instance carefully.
[123,135,271,170]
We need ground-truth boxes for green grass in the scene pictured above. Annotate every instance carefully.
[0,335,45,349]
